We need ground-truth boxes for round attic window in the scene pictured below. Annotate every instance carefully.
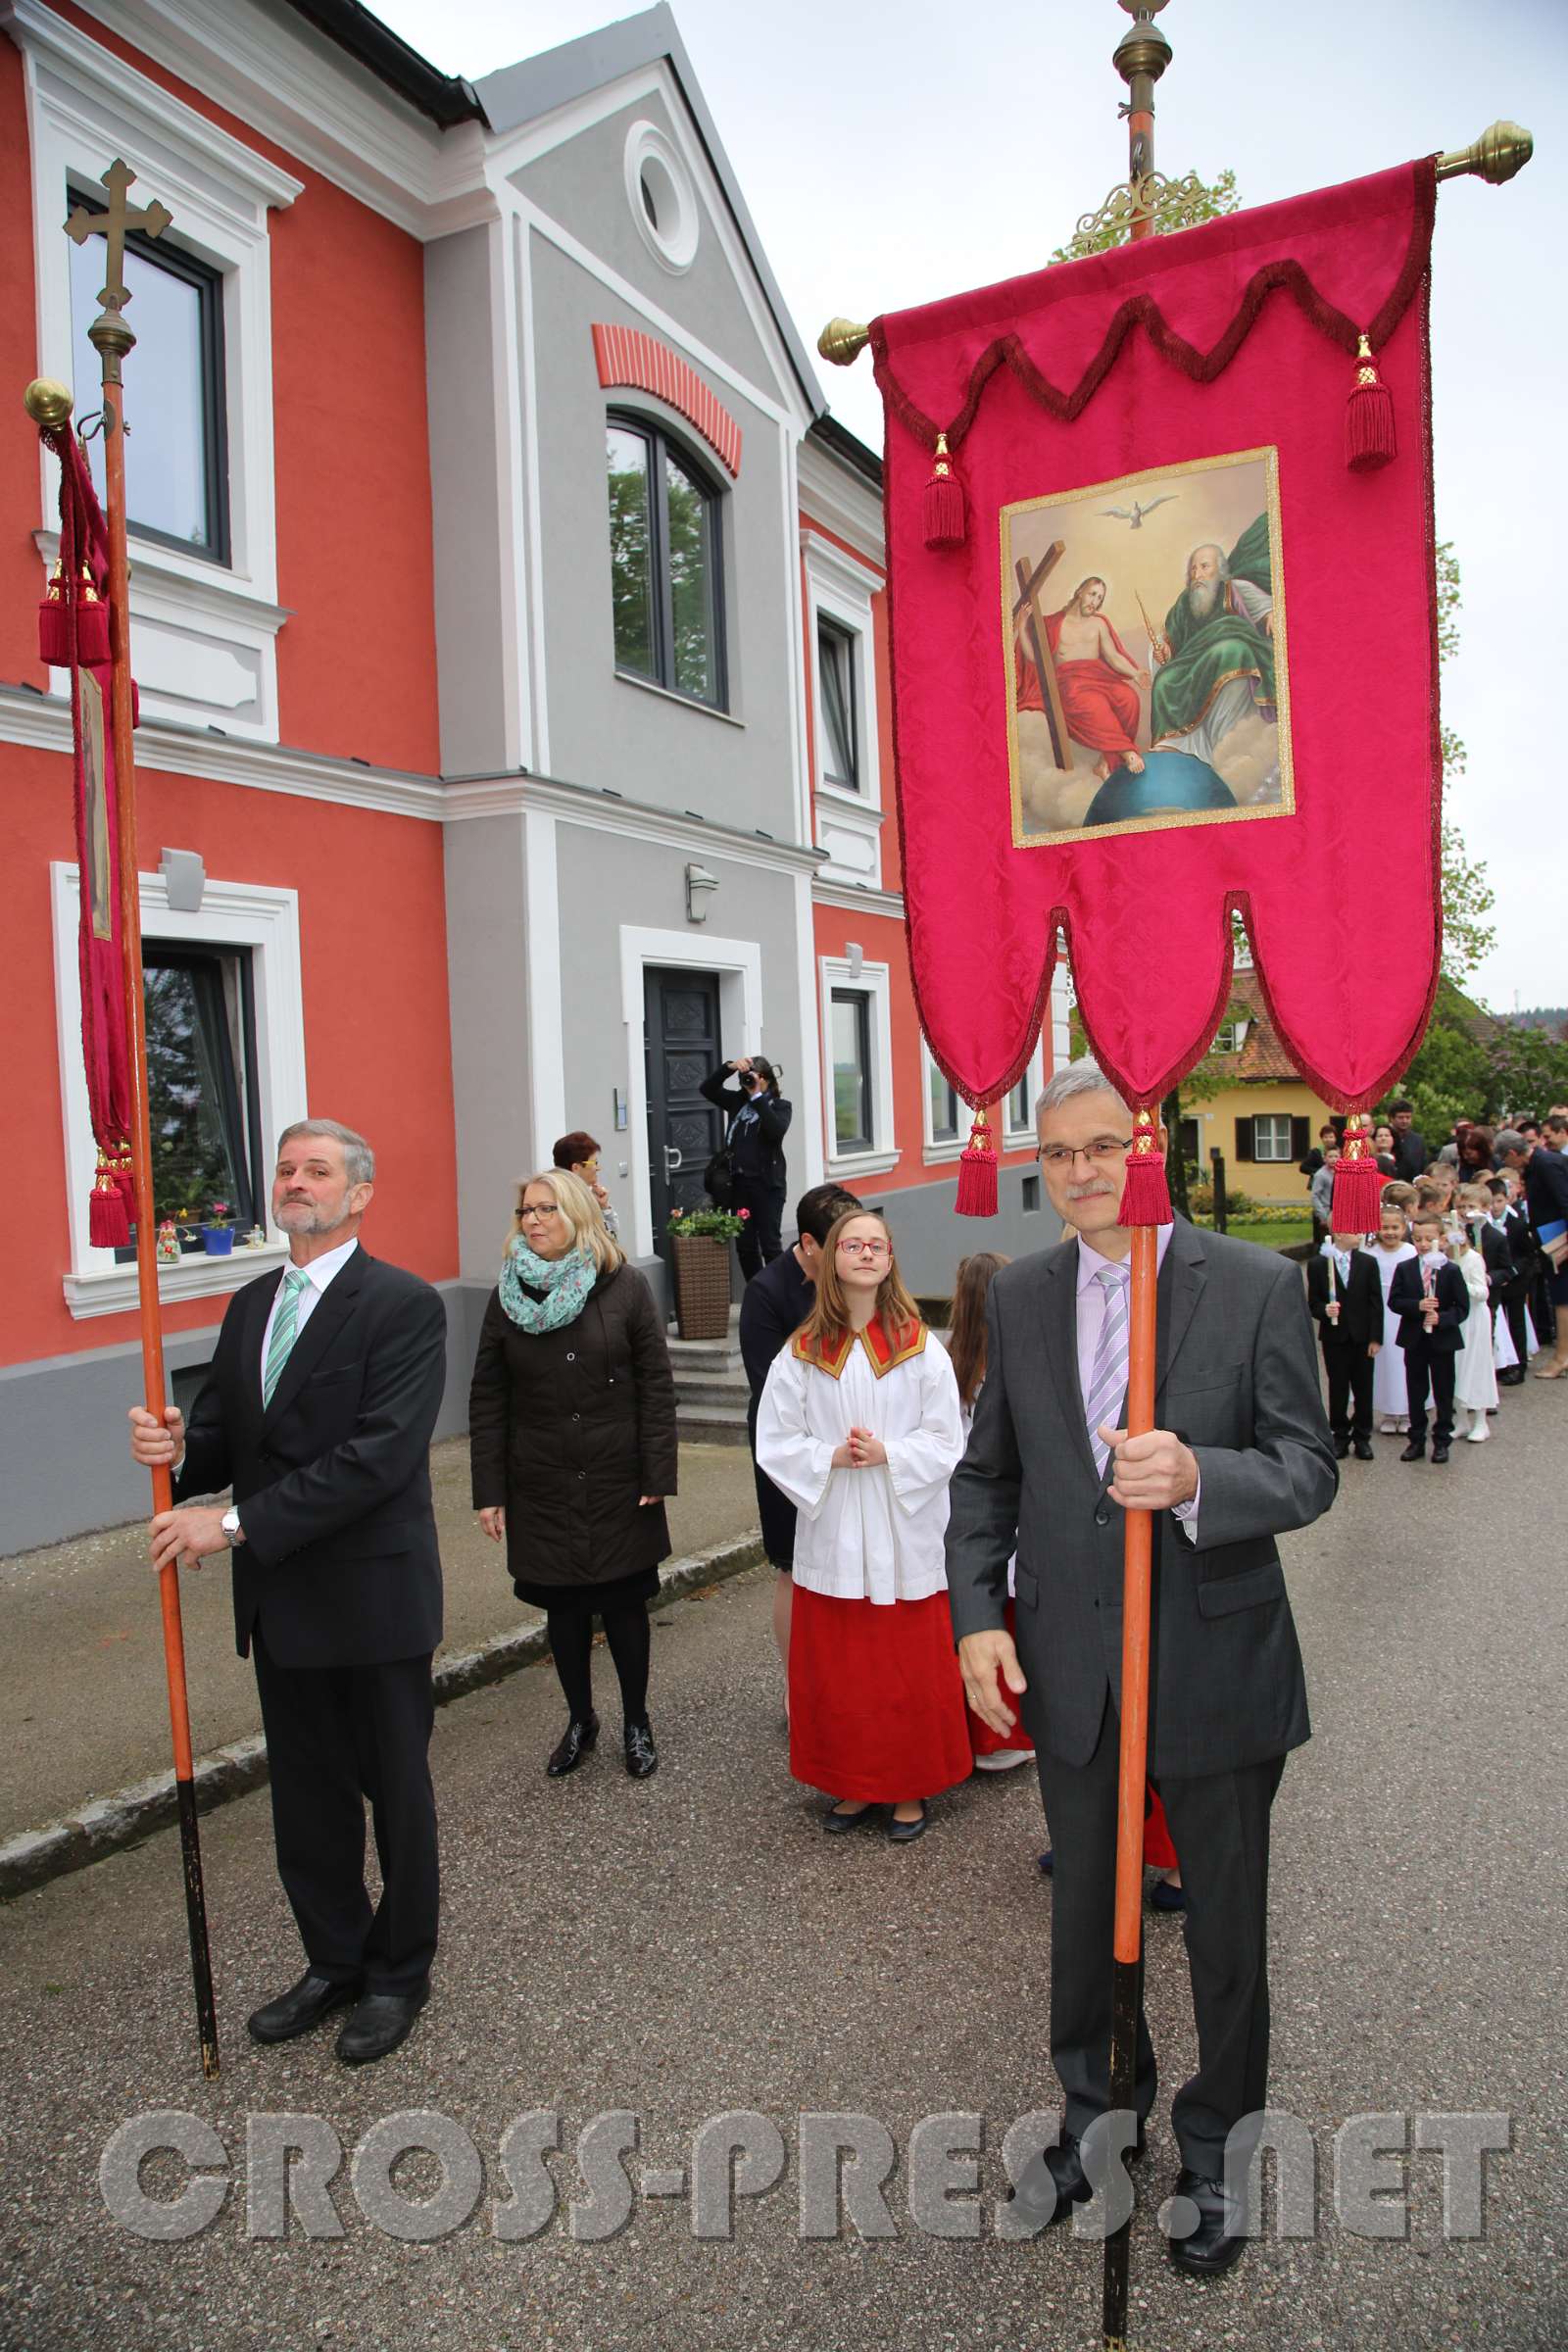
[624,121,699,272]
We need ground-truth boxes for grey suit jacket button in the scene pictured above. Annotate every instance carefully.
[1095,1502,1111,1527]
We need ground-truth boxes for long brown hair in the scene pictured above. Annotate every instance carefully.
[947,1251,1009,1410]
[798,1209,921,1350]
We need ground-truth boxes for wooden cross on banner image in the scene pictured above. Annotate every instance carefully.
[1012,539,1074,772]
[65,161,172,352]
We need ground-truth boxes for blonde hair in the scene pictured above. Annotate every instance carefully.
[503,1167,624,1277]
[798,1209,921,1352]
[1382,1180,1418,1211]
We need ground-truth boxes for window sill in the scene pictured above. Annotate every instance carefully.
[816,781,884,822]
[923,1142,964,1165]
[614,670,744,728]
[64,1243,289,1322]
[826,1149,902,1180]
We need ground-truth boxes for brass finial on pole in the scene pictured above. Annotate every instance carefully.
[1437,120,1534,183]
[24,377,74,429]
[1113,0,1172,234]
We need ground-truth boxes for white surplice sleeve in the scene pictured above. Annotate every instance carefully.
[756,1348,839,1519]
[883,1341,964,1517]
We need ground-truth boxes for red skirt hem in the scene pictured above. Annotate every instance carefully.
[789,1585,973,1803]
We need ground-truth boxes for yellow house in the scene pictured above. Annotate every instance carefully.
[1176,969,1338,1210]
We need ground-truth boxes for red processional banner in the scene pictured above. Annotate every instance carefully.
[873,161,1440,1172]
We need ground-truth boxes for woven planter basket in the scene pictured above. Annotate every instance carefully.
[670,1233,731,1341]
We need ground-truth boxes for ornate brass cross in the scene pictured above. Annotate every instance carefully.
[64,159,173,380]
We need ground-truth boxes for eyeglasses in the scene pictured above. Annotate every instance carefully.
[518,1204,563,1221]
[1036,1139,1131,1171]
[837,1238,890,1259]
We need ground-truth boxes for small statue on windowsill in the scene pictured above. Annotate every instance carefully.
[156,1219,181,1267]
[243,1224,267,1249]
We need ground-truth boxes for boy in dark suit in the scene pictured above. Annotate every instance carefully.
[1306,1231,1384,1458]
[130,1119,447,2065]
[1389,1209,1468,1461]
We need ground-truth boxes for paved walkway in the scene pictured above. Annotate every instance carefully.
[0,1437,760,1841]
[2,1377,1564,2348]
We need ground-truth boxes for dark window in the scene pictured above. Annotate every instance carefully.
[817,618,858,790]
[1178,1117,1200,1165]
[606,414,725,708]
[928,1056,959,1145]
[128,946,263,1250]
[830,988,872,1153]
[1021,1174,1041,1213]
[69,200,228,563]
[1008,1071,1034,1133]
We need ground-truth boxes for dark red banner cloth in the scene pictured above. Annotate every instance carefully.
[873,161,1440,1111]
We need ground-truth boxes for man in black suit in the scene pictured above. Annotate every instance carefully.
[737,1183,860,1681]
[947,1063,1337,2278]
[1306,1231,1385,1457]
[129,1119,447,2064]
[1389,1211,1468,1460]
[1486,1176,1533,1383]
[1387,1098,1428,1184]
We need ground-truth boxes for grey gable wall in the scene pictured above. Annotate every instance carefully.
[425,223,510,778]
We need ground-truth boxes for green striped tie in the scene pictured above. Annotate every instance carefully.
[263,1267,311,1408]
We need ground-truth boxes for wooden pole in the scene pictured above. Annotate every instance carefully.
[1103,13,1172,2347]
[60,158,220,2079]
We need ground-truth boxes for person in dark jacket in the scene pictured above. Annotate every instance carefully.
[699,1056,791,1279]
[1389,1210,1468,1459]
[1387,1099,1428,1184]
[469,1169,677,1779]
[738,1183,861,1685]
[1306,1233,1385,1458]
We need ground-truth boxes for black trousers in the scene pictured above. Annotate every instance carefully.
[1402,1338,1456,1446]
[734,1181,786,1281]
[1321,1339,1374,1443]
[1034,1694,1285,2178]
[252,1635,439,1996]
[1500,1280,1531,1369]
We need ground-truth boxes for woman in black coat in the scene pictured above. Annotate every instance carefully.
[699,1055,791,1279]
[469,1168,677,1778]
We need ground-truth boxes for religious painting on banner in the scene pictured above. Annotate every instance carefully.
[1005,448,1292,842]
[873,160,1443,1208]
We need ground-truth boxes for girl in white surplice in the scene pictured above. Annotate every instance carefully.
[756,1209,971,1844]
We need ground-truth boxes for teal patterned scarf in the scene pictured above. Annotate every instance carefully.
[499,1240,598,1334]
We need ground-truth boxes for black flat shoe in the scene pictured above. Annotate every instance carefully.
[335,1984,429,2067]
[887,1801,929,1843]
[1431,1443,1450,1463]
[1007,2124,1147,2230]
[247,1969,360,2045]
[547,1714,599,1777]
[1166,2167,1250,2278]
[1038,1847,1054,1876]
[624,1720,658,1779]
[1150,1876,1187,1913]
[822,1800,879,1835]
[1352,1438,1375,1460]
[1399,1441,1426,1461]
[1332,1439,1350,1459]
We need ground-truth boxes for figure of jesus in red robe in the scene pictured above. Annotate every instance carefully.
[1014,576,1151,780]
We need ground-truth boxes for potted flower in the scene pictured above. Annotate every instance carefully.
[666,1202,747,1341]
[202,1199,236,1256]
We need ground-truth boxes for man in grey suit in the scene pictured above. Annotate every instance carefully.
[948,1062,1336,2277]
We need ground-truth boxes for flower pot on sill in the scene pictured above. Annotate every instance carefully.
[202,1225,235,1256]
[670,1232,731,1341]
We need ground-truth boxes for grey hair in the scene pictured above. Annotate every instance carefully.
[276,1119,375,1186]
[1190,541,1230,579]
[1035,1060,1130,1123]
[1492,1129,1529,1159]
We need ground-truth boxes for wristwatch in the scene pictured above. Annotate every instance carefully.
[220,1506,245,1547]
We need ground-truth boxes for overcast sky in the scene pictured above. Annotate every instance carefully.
[378,0,1566,1010]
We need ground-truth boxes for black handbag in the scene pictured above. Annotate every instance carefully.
[704,1148,735,1208]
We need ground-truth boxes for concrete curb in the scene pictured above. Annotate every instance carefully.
[0,1529,767,1901]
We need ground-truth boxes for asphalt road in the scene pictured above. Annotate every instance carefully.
[2,1381,1564,2352]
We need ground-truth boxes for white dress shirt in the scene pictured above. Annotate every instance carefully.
[258,1235,360,1389]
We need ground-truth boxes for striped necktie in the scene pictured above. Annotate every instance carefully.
[1084,1262,1131,1482]
[263,1267,311,1407]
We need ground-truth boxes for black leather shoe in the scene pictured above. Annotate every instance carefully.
[1352,1438,1375,1460]
[1332,1438,1350,1459]
[822,1799,879,1835]
[1431,1443,1450,1463]
[1166,2168,1250,2277]
[1498,1367,1526,1387]
[247,1970,360,2045]
[1399,1440,1426,1461]
[1007,2124,1146,2229]
[335,1984,429,2066]
[624,1720,658,1778]
[886,1801,929,1843]
[547,1714,599,1777]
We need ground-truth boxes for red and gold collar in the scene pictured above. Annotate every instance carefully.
[791,1314,926,1381]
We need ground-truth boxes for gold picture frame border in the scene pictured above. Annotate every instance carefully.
[1002,444,1295,850]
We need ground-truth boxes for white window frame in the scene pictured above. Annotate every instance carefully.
[803,530,883,890]
[1004,1044,1048,1144]
[1252,1113,1293,1163]
[819,956,897,1179]
[51,862,306,1316]
[920,1041,964,1165]
[16,0,300,741]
